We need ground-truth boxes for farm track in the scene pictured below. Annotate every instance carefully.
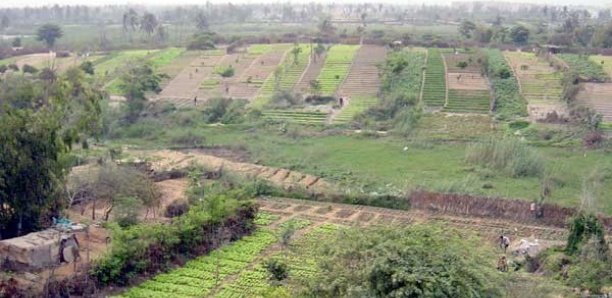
[257,197,570,242]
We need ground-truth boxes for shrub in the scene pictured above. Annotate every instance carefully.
[265,259,289,282]
[187,32,217,50]
[164,200,190,218]
[0,64,7,74]
[79,61,95,75]
[91,198,256,286]
[22,64,38,74]
[8,64,18,71]
[216,65,235,78]
[456,61,468,69]
[466,137,544,177]
[307,225,502,297]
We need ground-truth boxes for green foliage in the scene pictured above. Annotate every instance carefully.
[359,49,425,133]
[118,61,162,123]
[558,54,609,82]
[483,49,527,120]
[0,71,102,238]
[565,213,605,255]
[307,225,502,297]
[21,64,38,74]
[456,60,469,68]
[264,259,289,281]
[201,98,247,124]
[113,196,142,228]
[216,65,235,78]
[466,137,544,177]
[91,197,256,287]
[119,228,273,297]
[510,25,530,44]
[36,23,63,48]
[79,61,95,75]
[187,32,216,51]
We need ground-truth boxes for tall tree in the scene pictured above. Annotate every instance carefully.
[140,13,159,38]
[0,68,102,239]
[510,24,530,45]
[36,23,63,49]
[122,9,139,42]
[195,11,209,31]
[0,15,9,31]
[118,61,162,123]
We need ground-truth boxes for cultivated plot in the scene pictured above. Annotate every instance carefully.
[443,52,491,114]
[504,52,567,120]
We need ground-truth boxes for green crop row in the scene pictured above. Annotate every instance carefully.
[118,229,277,298]
[444,90,491,114]
[483,49,527,120]
[316,45,360,95]
[262,110,328,125]
[254,212,280,226]
[422,48,446,107]
[558,54,609,82]
[333,96,378,124]
[215,223,344,297]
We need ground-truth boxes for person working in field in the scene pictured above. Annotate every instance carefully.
[500,235,510,253]
[194,96,198,106]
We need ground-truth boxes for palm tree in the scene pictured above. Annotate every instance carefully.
[140,13,159,39]
[122,9,139,42]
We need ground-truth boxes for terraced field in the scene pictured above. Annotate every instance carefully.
[261,110,328,125]
[251,44,311,108]
[504,52,567,120]
[315,45,360,95]
[422,48,447,107]
[443,52,491,114]
[337,45,386,97]
[295,52,327,94]
[444,90,491,113]
[576,83,612,123]
[156,49,226,108]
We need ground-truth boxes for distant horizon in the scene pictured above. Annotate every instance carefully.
[0,0,610,9]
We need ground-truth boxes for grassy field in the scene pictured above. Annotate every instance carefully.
[102,48,184,95]
[109,117,612,215]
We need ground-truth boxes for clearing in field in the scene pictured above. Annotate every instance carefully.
[422,48,446,107]
[443,52,491,114]
[504,51,567,120]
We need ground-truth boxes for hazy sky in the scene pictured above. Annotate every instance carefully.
[0,0,608,8]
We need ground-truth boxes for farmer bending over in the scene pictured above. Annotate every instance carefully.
[500,235,510,253]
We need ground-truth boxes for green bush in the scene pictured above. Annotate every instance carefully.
[216,65,235,78]
[90,197,256,286]
[466,137,545,177]
[306,225,502,297]
[265,259,289,282]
